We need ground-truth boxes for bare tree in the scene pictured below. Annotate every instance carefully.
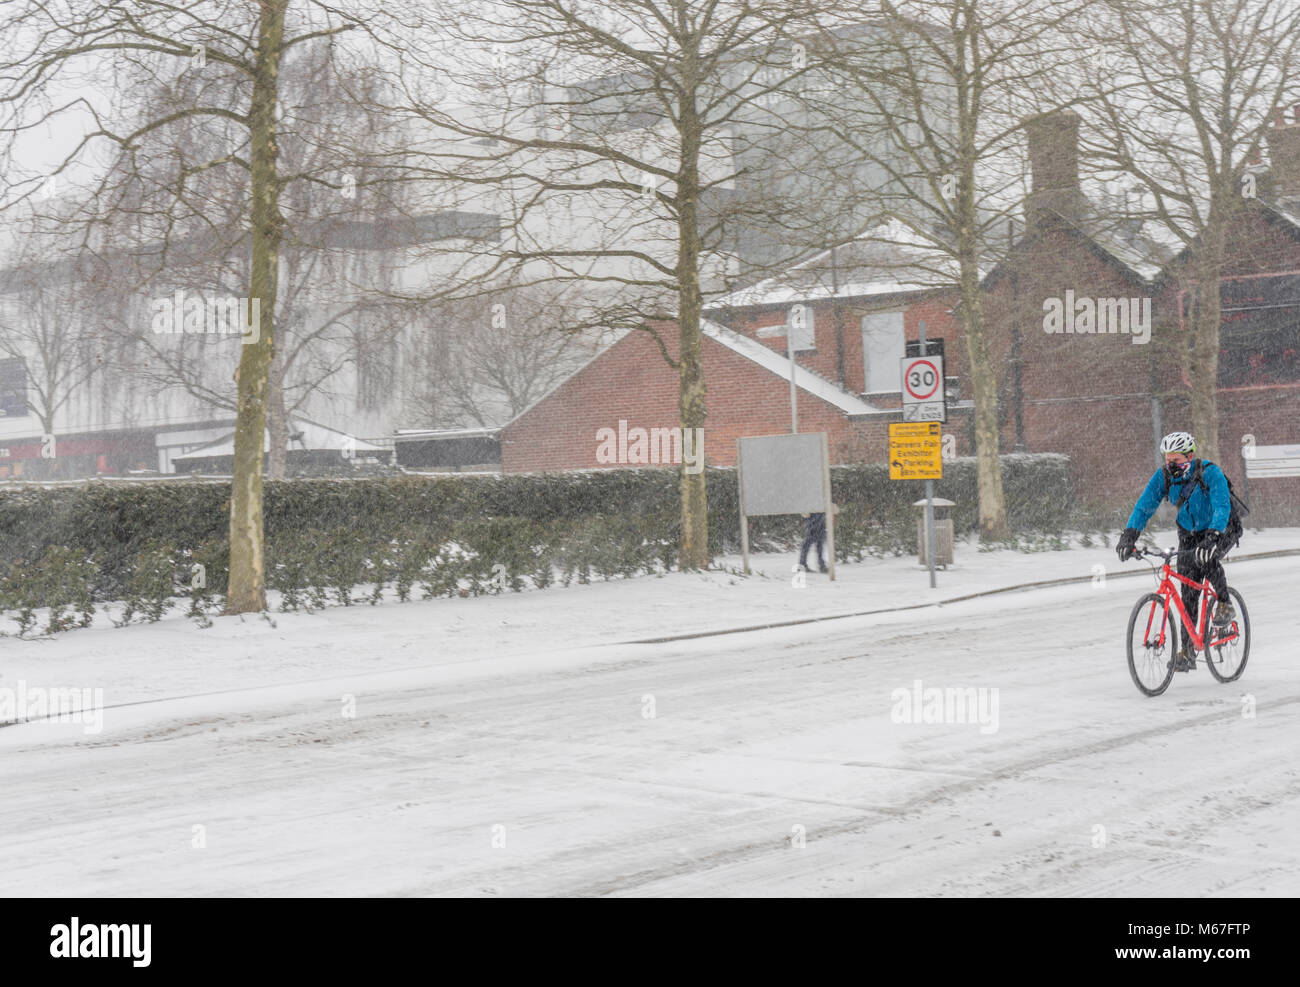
[93,82,416,482]
[379,0,843,568]
[0,238,108,448]
[796,0,1093,539]
[408,283,603,428]
[0,1,385,611]
[1073,0,1300,463]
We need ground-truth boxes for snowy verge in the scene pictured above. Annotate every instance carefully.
[3,527,1297,719]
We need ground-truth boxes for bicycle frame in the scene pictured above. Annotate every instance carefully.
[1136,549,1237,651]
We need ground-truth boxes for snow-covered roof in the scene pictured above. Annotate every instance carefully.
[706,219,966,310]
[980,206,1175,291]
[173,418,388,460]
[701,319,883,415]
[1145,195,1300,278]
[1090,230,1167,281]
[394,427,501,440]
[489,318,880,434]
[1268,197,1300,229]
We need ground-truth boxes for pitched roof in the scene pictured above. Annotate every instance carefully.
[704,219,964,310]
[1149,195,1300,284]
[1264,196,1300,231]
[1087,224,1170,281]
[492,316,884,438]
[395,427,501,440]
[981,213,1173,292]
[700,318,883,415]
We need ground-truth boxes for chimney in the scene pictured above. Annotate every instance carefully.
[1024,111,1088,230]
[1266,105,1300,198]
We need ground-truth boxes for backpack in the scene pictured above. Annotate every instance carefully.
[1162,459,1249,552]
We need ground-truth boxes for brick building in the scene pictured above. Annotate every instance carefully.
[984,110,1300,518]
[981,110,1171,508]
[706,220,967,407]
[422,110,1300,521]
[498,319,886,472]
[490,221,973,473]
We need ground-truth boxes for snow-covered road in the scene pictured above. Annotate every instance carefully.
[2,545,1298,897]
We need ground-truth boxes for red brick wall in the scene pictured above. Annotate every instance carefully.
[1157,206,1300,521]
[980,214,1300,517]
[719,305,860,390]
[500,322,864,472]
[981,228,1158,503]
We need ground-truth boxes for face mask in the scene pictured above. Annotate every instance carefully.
[1165,460,1191,480]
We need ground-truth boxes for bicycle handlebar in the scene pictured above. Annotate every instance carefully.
[1131,546,1179,563]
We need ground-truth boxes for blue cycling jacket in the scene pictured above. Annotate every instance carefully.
[1126,460,1231,533]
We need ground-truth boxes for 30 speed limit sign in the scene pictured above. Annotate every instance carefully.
[900,355,946,422]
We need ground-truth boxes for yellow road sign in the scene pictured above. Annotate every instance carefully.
[889,422,942,480]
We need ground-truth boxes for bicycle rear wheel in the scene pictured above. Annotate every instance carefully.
[1204,587,1250,683]
[1127,592,1178,696]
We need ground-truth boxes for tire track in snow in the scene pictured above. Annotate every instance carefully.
[563,692,1300,896]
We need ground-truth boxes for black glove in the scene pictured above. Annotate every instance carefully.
[1116,527,1140,562]
[1195,530,1222,567]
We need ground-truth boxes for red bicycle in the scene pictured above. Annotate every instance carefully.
[1125,546,1250,696]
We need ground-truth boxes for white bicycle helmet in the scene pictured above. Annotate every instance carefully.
[1160,431,1196,455]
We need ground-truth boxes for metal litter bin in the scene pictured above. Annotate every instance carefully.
[914,497,955,568]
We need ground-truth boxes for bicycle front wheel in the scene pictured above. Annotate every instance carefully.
[1204,587,1250,683]
[1127,592,1178,696]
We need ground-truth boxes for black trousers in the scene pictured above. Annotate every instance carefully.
[799,513,826,568]
[1177,527,1228,632]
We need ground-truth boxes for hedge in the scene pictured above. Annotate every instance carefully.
[0,453,1077,630]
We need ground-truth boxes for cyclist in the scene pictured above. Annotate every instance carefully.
[1116,431,1235,671]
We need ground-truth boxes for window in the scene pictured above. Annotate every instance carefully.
[1212,275,1300,388]
[566,76,662,136]
[861,311,904,392]
[905,338,944,359]
[788,304,815,351]
[0,357,27,418]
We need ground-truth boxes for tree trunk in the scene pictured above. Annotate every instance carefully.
[225,0,287,614]
[956,148,1008,540]
[960,258,1009,541]
[677,85,709,571]
[267,349,289,480]
[1188,200,1226,464]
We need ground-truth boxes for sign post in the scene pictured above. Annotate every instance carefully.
[737,432,835,579]
[788,306,803,433]
[819,431,835,580]
[898,320,946,587]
